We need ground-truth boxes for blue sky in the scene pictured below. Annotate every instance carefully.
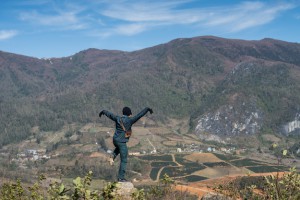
[0,0,299,58]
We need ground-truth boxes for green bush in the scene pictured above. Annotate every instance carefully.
[145,174,197,200]
[0,172,197,200]
[0,172,99,200]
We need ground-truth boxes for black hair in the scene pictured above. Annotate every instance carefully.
[122,107,132,116]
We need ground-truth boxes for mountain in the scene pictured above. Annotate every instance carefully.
[0,36,300,147]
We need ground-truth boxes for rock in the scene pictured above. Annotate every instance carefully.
[281,113,300,135]
[201,192,233,200]
[195,95,264,141]
[114,181,137,200]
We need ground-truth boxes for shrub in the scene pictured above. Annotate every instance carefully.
[0,172,197,200]
[145,174,197,200]
[214,167,300,200]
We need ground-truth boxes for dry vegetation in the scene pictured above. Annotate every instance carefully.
[184,153,222,163]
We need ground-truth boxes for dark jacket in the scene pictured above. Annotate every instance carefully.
[102,108,150,143]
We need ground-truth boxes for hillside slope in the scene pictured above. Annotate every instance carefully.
[0,36,300,146]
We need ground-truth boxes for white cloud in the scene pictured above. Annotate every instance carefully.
[101,1,205,23]
[115,23,148,36]
[21,11,73,25]
[90,23,149,38]
[19,2,89,31]
[16,0,297,37]
[204,2,295,32]
[0,30,18,40]
[97,0,295,36]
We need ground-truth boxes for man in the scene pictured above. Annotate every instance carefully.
[99,107,153,182]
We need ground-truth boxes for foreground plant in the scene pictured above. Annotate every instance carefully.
[214,167,300,200]
[0,171,100,200]
[264,167,300,200]
[0,172,196,200]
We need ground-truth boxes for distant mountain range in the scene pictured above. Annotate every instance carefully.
[1,36,300,146]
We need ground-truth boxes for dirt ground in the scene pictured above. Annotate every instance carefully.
[184,153,222,163]
[192,166,248,178]
[175,172,286,199]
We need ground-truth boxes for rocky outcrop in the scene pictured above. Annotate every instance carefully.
[114,182,136,200]
[195,95,264,142]
[201,192,233,200]
[282,113,300,135]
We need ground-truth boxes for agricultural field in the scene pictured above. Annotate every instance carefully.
[149,167,161,181]
[184,153,222,163]
[139,154,173,162]
[203,162,231,168]
[137,152,291,184]
[178,175,208,182]
[229,158,269,167]
[192,166,247,178]
[246,165,289,173]
[213,153,239,161]
[151,161,177,168]
[1,119,295,191]
[159,165,206,179]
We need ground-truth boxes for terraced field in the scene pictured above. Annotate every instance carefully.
[137,152,288,183]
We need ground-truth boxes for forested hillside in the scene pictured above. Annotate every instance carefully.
[1,36,300,147]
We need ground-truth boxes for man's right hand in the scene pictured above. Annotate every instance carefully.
[99,110,104,118]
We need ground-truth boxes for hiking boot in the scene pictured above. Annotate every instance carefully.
[117,178,128,182]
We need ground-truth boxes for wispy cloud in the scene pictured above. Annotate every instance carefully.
[19,2,88,30]
[0,30,18,40]
[115,23,148,36]
[15,0,296,37]
[101,1,197,22]
[204,2,295,32]
[97,0,295,36]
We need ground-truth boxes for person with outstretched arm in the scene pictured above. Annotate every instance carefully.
[99,107,153,182]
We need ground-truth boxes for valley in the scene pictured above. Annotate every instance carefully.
[1,36,300,198]
[0,117,297,197]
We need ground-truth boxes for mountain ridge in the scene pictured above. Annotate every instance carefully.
[0,35,300,147]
